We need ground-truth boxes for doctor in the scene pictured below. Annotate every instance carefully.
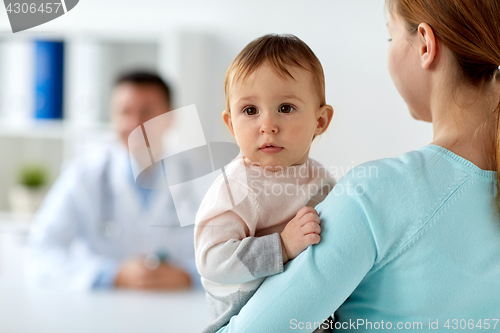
[26,71,200,291]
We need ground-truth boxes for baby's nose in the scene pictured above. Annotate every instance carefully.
[260,115,279,134]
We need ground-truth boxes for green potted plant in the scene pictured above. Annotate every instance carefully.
[9,163,49,215]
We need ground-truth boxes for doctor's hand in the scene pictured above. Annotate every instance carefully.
[114,258,192,290]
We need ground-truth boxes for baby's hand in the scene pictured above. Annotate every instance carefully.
[280,206,321,264]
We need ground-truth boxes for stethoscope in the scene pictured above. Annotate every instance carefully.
[98,154,122,241]
[96,154,171,268]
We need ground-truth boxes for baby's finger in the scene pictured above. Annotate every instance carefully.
[304,233,321,245]
[300,212,320,226]
[302,221,321,235]
[296,206,318,219]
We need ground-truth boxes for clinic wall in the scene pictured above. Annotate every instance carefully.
[0,0,434,178]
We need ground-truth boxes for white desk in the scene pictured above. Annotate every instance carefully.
[0,281,210,333]
[0,214,210,333]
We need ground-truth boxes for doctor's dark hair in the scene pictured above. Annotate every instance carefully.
[224,34,326,112]
[386,0,500,209]
[115,71,172,105]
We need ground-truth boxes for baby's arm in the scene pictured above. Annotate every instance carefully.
[195,209,284,285]
[280,206,321,264]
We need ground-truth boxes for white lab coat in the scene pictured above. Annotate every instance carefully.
[26,141,200,291]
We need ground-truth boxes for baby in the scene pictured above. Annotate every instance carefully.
[195,34,336,333]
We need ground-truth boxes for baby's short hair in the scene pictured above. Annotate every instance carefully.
[225,34,326,112]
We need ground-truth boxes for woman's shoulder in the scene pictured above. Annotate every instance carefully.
[338,145,465,191]
[321,146,475,267]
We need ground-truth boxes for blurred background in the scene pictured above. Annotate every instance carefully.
[0,0,433,331]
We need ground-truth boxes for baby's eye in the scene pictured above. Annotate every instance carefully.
[278,104,295,114]
[243,107,258,116]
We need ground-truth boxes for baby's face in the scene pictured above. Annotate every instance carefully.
[224,62,324,170]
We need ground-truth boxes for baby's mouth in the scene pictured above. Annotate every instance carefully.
[259,143,283,153]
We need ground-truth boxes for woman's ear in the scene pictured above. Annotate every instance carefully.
[222,110,235,136]
[417,23,437,69]
[315,105,334,136]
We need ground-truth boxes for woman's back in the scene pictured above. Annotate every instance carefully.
[334,145,500,329]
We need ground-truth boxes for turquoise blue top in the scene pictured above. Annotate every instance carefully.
[218,145,500,332]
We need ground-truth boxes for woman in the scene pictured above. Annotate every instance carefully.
[217,0,500,331]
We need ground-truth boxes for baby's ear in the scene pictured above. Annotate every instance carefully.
[315,105,334,136]
[222,110,235,136]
